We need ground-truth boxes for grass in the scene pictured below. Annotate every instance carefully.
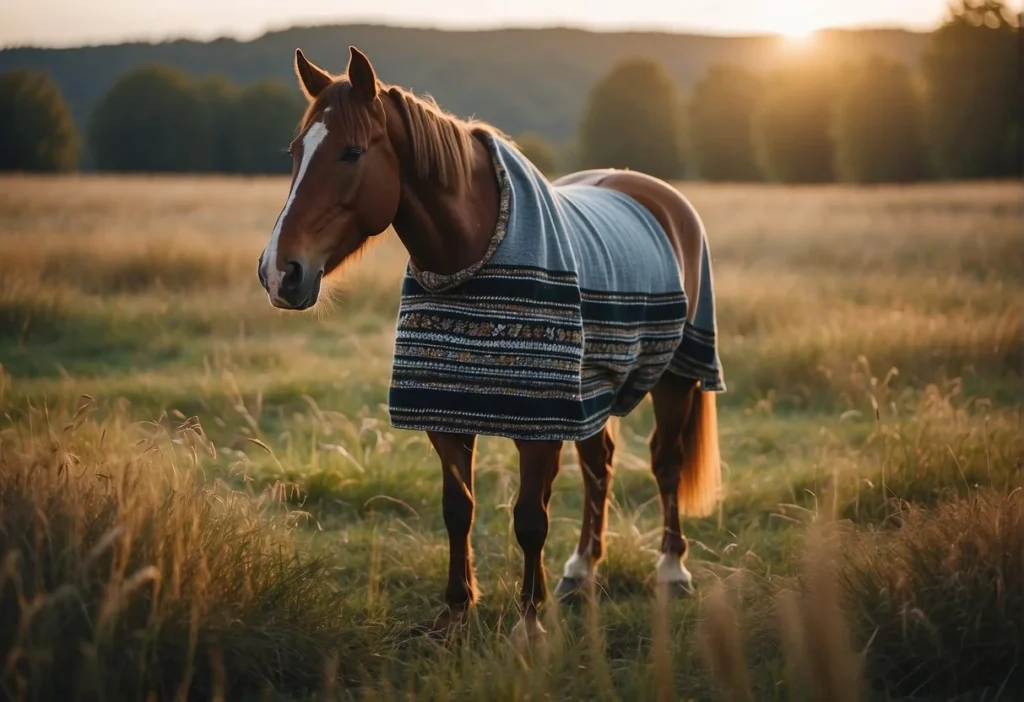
[0,398,396,702]
[0,174,1021,700]
[843,488,1024,698]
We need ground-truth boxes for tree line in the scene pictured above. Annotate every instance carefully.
[88,65,307,174]
[574,0,1020,183]
[1,1,1018,183]
[1,64,306,175]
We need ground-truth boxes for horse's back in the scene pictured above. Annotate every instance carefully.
[545,180,683,300]
[553,166,725,393]
[553,169,704,325]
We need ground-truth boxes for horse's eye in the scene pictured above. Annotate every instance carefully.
[340,147,363,163]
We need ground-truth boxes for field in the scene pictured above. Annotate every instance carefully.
[0,174,1021,701]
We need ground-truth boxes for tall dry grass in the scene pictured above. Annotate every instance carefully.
[0,173,1021,700]
[692,487,1023,702]
[0,397,384,701]
[842,488,1024,698]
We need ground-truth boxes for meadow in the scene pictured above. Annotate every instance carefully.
[0,173,1021,701]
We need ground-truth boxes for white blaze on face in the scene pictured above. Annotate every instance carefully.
[261,113,331,301]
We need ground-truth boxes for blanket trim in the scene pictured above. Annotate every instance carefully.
[406,136,512,293]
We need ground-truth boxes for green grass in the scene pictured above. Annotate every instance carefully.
[0,174,1021,701]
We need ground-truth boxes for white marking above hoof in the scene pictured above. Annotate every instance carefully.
[562,552,593,580]
[656,552,693,586]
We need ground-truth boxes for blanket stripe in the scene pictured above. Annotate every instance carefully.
[387,134,724,441]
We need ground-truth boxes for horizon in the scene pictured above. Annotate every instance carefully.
[3,0,1020,50]
[0,20,934,52]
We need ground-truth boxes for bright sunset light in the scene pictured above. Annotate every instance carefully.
[753,3,831,39]
[782,26,817,40]
[2,0,1022,48]
[778,24,821,43]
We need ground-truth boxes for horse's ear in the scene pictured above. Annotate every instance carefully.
[347,46,378,101]
[294,48,333,101]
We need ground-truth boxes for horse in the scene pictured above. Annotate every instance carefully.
[257,46,727,643]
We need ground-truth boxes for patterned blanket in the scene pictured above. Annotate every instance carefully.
[386,133,725,441]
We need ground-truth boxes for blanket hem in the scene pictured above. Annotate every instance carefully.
[405,136,513,293]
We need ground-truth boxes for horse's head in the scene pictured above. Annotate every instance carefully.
[258,46,399,310]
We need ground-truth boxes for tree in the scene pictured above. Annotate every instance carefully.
[88,64,213,172]
[0,69,80,171]
[831,55,929,183]
[688,64,764,181]
[224,81,305,175]
[751,57,840,183]
[515,132,559,176]
[577,57,687,180]
[921,0,1021,178]
[195,74,238,173]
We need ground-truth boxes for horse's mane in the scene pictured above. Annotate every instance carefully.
[302,76,507,192]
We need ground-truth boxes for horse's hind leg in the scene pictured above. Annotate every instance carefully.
[428,432,478,622]
[511,439,562,643]
[649,373,722,596]
[554,424,615,598]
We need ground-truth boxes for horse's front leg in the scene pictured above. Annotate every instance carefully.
[428,432,477,622]
[511,439,562,643]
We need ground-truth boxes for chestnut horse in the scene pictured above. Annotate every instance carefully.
[257,46,725,642]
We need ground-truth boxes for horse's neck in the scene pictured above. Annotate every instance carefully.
[384,96,499,277]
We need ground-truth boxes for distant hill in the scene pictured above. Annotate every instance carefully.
[0,24,932,149]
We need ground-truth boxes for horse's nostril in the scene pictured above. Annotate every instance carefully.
[282,261,303,291]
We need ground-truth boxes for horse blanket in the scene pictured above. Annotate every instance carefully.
[386,133,725,441]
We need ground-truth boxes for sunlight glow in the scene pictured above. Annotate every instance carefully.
[780,24,819,41]
[761,5,830,42]
[3,1,1023,50]
[777,29,821,56]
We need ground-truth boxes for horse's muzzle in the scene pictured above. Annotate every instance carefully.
[258,254,322,310]
[274,264,323,310]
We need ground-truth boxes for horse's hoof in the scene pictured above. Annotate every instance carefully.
[555,575,603,602]
[658,578,695,599]
[409,606,469,644]
[673,579,696,598]
[554,576,583,600]
[511,616,548,654]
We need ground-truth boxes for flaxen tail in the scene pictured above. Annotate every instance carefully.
[678,386,722,518]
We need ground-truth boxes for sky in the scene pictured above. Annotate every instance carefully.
[2,0,1021,49]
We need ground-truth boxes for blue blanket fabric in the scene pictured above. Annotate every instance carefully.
[387,133,725,441]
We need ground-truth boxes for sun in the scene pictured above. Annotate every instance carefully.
[782,25,817,40]
[767,9,826,45]
[776,22,821,47]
